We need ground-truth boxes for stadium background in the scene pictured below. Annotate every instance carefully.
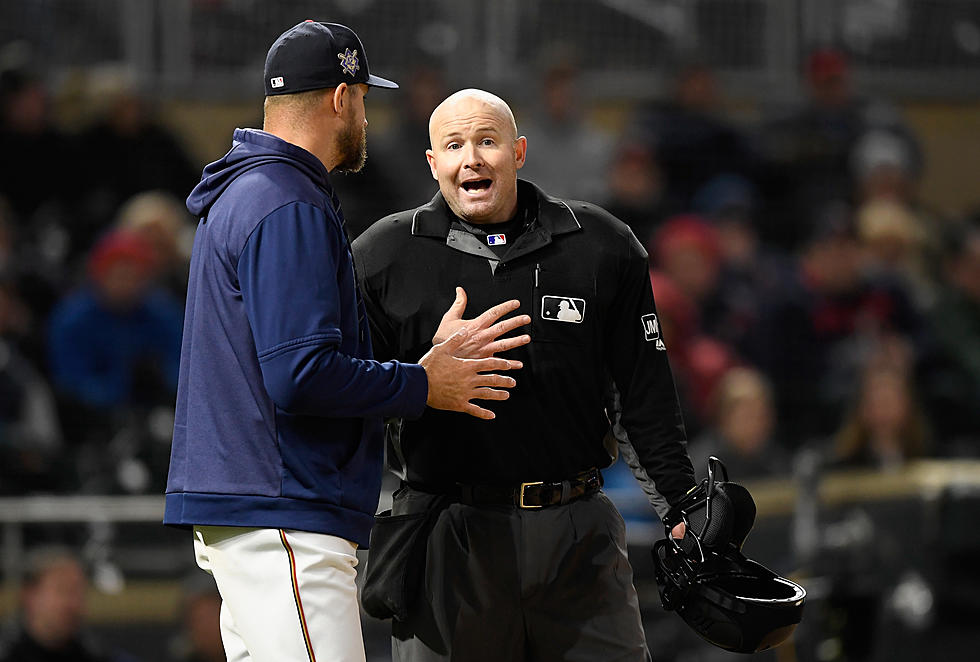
[1,1,979,660]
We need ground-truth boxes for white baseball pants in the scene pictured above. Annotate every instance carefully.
[193,525,366,662]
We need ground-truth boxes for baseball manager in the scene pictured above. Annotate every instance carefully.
[164,26,523,662]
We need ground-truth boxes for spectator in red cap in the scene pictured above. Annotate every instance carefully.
[85,231,159,307]
[648,270,738,434]
[806,48,851,110]
[46,230,183,448]
[113,190,194,298]
[651,214,722,307]
[651,214,748,353]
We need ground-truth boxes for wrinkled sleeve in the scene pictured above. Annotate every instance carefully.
[237,202,427,418]
[604,228,696,508]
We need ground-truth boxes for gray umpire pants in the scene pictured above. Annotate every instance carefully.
[390,485,653,662]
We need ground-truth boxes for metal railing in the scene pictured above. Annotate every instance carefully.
[2,460,979,578]
[0,495,165,584]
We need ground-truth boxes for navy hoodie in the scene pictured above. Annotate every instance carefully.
[164,129,427,546]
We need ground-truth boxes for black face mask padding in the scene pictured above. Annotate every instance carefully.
[679,488,734,555]
[716,482,756,550]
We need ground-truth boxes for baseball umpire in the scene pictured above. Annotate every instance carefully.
[163,27,526,662]
[352,89,696,661]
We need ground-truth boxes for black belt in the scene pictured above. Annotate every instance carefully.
[409,468,603,509]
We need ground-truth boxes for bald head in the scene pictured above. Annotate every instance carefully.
[424,88,527,224]
[428,89,518,148]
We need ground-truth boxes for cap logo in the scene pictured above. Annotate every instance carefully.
[337,48,360,77]
[270,76,285,89]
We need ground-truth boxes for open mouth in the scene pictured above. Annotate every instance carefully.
[460,179,492,193]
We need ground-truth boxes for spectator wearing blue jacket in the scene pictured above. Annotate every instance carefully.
[47,230,182,442]
[163,21,526,662]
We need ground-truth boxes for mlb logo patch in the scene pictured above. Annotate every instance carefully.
[487,233,506,246]
[270,76,285,89]
[541,296,585,323]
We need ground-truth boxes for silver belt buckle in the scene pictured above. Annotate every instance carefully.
[519,481,544,509]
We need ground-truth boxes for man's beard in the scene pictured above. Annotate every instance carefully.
[335,117,367,173]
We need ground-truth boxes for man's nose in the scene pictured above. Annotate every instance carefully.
[462,142,483,168]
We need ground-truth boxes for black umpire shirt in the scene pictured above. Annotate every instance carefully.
[352,180,695,506]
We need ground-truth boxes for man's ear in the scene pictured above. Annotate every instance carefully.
[426,149,438,180]
[514,136,528,170]
[331,83,348,116]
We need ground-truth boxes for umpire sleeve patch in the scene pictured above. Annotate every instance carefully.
[641,313,667,350]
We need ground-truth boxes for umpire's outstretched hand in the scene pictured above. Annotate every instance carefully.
[418,327,522,420]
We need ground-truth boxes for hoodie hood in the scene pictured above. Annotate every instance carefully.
[187,128,329,219]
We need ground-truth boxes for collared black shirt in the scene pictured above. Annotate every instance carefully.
[353,180,695,505]
[456,182,535,258]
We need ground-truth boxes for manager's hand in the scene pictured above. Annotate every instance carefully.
[419,326,522,420]
[432,287,531,359]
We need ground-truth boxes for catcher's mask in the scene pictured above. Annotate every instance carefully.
[653,457,806,654]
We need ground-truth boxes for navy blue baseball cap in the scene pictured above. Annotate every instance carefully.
[264,20,398,96]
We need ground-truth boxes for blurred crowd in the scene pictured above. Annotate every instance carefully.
[0,57,193,496]
[0,546,224,662]
[3,46,978,504]
[1,38,979,662]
